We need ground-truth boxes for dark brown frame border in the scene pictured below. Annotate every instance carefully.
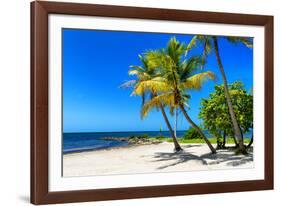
[31,1,274,204]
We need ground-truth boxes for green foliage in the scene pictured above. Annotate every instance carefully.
[199,81,253,140]
[182,127,201,140]
[129,134,149,139]
[143,37,215,114]
[166,137,251,144]
[154,135,166,140]
[123,37,215,122]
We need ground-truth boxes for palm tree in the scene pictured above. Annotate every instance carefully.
[195,35,253,154]
[144,37,216,154]
[121,54,182,152]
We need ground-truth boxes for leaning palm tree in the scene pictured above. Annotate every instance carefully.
[121,54,182,152]
[144,37,216,154]
[194,35,253,154]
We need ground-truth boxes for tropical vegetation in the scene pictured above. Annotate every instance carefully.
[194,35,253,153]
[199,81,253,150]
[122,35,253,155]
[121,54,182,151]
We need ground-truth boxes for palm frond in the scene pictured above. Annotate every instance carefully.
[182,71,215,90]
[192,35,213,67]
[138,54,150,69]
[128,69,152,80]
[185,36,197,56]
[129,65,145,72]
[202,37,212,66]
[226,37,253,48]
[119,80,136,88]
[128,69,140,76]
[146,50,167,68]
[180,56,203,80]
[141,93,175,118]
[167,37,186,63]
[132,78,171,95]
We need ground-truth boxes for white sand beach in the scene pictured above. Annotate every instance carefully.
[63,142,253,177]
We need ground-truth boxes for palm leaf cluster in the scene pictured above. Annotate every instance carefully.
[122,37,216,153]
[122,34,252,154]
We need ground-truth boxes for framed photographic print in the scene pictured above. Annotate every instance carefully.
[30,1,274,204]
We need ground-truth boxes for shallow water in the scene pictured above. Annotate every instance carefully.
[63,130,252,154]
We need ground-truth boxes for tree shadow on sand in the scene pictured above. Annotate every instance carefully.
[153,151,208,169]
[200,151,253,167]
[152,145,253,170]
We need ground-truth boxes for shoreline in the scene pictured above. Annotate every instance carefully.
[64,142,139,155]
[63,137,252,155]
[63,137,162,154]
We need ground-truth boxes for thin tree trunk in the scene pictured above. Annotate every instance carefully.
[222,130,226,148]
[216,132,222,150]
[247,134,253,148]
[179,104,216,154]
[174,108,178,138]
[159,104,182,152]
[212,37,247,154]
[232,135,238,147]
[239,126,244,142]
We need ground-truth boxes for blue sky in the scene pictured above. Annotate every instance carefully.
[62,29,253,133]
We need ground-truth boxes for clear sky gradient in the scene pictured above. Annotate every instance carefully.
[62,29,253,133]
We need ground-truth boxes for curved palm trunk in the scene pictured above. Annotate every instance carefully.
[179,104,216,154]
[159,104,182,152]
[213,37,247,154]
[174,108,178,138]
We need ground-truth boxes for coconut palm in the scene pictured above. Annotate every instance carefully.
[121,54,182,152]
[143,37,216,154]
[195,35,253,154]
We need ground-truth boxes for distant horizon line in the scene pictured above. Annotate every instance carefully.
[63,130,188,134]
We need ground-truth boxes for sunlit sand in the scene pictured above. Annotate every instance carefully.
[63,142,253,177]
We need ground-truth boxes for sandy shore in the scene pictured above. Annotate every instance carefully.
[63,142,253,177]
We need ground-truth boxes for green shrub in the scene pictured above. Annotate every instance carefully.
[129,134,149,139]
[137,134,149,139]
[182,127,201,140]
[155,135,165,140]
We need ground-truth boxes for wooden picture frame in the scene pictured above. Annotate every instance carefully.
[31,1,274,204]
